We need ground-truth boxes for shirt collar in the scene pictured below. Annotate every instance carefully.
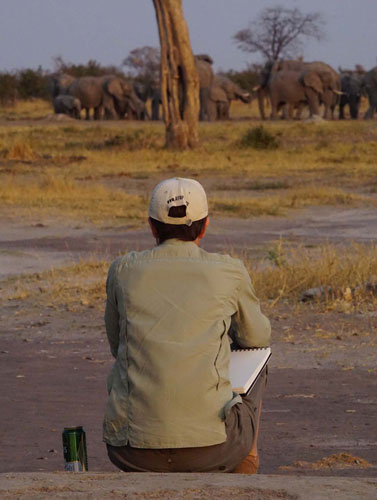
[159,238,198,248]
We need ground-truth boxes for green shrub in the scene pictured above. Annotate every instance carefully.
[239,125,279,150]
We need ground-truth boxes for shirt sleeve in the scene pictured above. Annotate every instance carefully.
[230,264,271,348]
[104,260,120,358]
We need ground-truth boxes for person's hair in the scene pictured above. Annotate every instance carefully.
[149,205,207,243]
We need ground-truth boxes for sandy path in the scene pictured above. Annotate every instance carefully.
[1,206,376,278]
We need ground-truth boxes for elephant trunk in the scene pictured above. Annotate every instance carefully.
[238,92,251,104]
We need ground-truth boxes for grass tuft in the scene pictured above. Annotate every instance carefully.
[238,125,280,150]
[4,142,37,161]
[88,129,162,151]
[246,241,377,311]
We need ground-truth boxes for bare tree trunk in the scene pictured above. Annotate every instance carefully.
[152,0,199,149]
[257,88,266,120]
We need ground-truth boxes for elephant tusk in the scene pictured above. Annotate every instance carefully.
[252,85,260,92]
[333,90,345,95]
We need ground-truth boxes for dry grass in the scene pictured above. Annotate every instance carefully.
[0,98,52,120]
[1,174,372,222]
[245,241,377,311]
[279,452,372,471]
[2,258,109,311]
[0,175,146,224]
[211,186,374,217]
[0,100,376,224]
[2,242,376,313]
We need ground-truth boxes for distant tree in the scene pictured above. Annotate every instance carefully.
[233,5,325,61]
[123,46,160,85]
[152,0,199,149]
[220,64,263,94]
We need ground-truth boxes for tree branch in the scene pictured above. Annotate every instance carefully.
[233,6,326,61]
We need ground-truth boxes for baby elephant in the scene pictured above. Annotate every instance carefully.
[53,95,81,119]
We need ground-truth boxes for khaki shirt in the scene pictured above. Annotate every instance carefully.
[103,239,271,448]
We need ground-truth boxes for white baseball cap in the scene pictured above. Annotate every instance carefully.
[148,177,208,226]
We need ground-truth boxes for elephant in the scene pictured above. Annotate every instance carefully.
[207,85,229,120]
[300,62,341,119]
[339,72,363,119]
[117,94,150,120]
[133,81,151,103]
[101,76,144,120]
[267,70,308,119]
[195,54,215,120]
[361,67,377,119]
[48,73,75,98]
[134,83,161,121]
[148,54,214,121]
[53,94,81,119]
[129,99,150,120]
[207,76,251,121]
[256,59,341,120]
[256,60,305,119]
[150,85,162,120]
[66,75,141,120]
[67,76,106,120]
[133,81,158,120]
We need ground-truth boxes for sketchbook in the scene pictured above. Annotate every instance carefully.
[229,347,271,395]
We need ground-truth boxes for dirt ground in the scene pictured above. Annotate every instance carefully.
[0,207,376,477]
[1,472,377,500]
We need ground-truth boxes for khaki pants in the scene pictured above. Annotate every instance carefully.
[107,367,267,473]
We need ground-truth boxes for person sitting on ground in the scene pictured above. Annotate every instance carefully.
[103,177,271,473]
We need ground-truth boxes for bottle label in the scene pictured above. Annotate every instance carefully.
[64,460,83,472]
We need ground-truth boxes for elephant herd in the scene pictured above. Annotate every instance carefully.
[50,56,377,122]
[255,59,377,121]
[50,54,251,122]
[50,73,147,120]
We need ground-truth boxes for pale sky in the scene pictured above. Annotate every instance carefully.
[1,0,376,73]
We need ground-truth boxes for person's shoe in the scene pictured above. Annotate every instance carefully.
[232,453,259,474]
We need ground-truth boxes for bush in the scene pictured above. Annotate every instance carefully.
[239,126,279,150]
[222,64,262,94]
[0,67,50,103]
[0,72,18,105]
[17,67,50,100]
[53,57,124,78]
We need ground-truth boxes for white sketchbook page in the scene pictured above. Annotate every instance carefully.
[229,348,271,394]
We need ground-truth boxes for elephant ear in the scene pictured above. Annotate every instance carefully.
[303,71,324,94]
[120,80,134,98]
[106,78,123,99]
[209,86,227,102]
